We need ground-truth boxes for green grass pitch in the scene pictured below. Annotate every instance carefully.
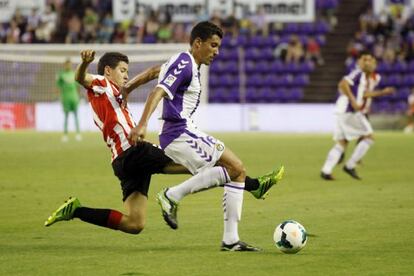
[0,131,413,275]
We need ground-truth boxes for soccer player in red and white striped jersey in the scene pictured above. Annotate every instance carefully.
[45,50,184,234]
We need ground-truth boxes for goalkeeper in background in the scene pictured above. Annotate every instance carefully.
[56,58,82,142]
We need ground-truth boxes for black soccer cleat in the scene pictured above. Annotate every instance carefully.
[221,241,262,252]
[320,172,335,180]
[343,166,361,180]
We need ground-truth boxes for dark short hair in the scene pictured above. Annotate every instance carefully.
[97,52,129,75]
[357,51,373,59]
[190,21,223,45]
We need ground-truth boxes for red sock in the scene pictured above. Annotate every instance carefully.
[107,210,123,229]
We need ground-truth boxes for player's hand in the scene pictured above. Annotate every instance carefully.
[383,87,396,95]
[129,125,147,144]
[80,50,95,64]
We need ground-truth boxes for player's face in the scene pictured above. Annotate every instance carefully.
[197,34,221,65]
[64,61,71,71]
[106,61,129,87]
[358,55,376,73]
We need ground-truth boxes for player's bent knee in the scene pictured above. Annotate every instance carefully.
[127,222,145,235]
[228,162,246,181]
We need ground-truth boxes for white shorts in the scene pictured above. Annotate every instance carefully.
[163,128,226,175]
[333,112,373,141]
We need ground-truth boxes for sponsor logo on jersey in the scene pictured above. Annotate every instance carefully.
[164,74,177,87]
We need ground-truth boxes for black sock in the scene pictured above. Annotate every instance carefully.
[244,176,259,191]
[74,207,112,228]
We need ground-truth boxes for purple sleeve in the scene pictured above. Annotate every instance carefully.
[157,53,192,100]
[344,67,362,86]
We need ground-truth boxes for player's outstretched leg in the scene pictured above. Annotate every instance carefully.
[251,166,285,199]
[44,197,81,226]
[156,188,179,229]
[221,240,262,252]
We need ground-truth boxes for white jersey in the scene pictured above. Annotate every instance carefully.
[335,67,381,114]
[156,51,202,149]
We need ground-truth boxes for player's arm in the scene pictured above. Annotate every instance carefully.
[129,87,168,143]
[75,50,95,88]
[121,65,161,107]
[123,65,161,95]
[338,78,361,111]
[364,87,395,99]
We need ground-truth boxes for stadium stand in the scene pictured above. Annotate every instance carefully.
[1,0,413,115]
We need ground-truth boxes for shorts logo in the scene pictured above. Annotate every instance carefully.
[216,143,224,151]
[164,74,177,87]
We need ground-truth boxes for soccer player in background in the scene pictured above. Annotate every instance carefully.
[320,53,395,180]
[56,58,82,142]
[45,50,280,242]
[129,21,284,251]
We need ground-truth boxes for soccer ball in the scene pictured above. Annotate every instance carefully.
[273,220,307,254]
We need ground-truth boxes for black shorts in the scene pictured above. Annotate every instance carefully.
[112,142,172,201]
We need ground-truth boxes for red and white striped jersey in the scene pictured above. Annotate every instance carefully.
[85,74,136,161]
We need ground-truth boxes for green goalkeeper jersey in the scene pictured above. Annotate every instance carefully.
[56,70,79,103]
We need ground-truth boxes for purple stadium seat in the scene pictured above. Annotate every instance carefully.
[393,101,407,113]
[255,61,271,73]
[315,20,330,34]
[246,74,264,87]
[300,23,315,35]
[219,74,240,87]
[270,60,284,73]
[315,35,326,46]
[299,60,315,73]
[393,60,407,73]
[209,74,220,88]
[387,74,402,87]
[293,74,310,87]
[283,23,299,34]
[142,35,157,43]
[408,60,414,72]
[245,47,261,60]
[403,74,414,86]
[290,88,304,102]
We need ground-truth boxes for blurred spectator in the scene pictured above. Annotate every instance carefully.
[0,24,7,43]
[133,7,146,43]
[111,23,127,43]
[82,7,98,42]
[27,7,41,30]
[6,20,20,43]
[170,23,185,43]
[249,6,268,36]
[346,31,365,61]
[41,4,57,35]
[222,13,238,37]
[286,35,304,63]
[383,48,396,64]
[306,37,324,65]
[403,88,414,133]
[141,10,159,43]
[97,12,115,43]
[65,15,82,43]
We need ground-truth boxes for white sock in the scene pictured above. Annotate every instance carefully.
[222,182,244,245]
[167,166,230,202]
[346,139,373,169]
[321,143,344,174]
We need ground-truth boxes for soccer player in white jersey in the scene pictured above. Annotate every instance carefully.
[129,21,284,251]
[45,50,280,243]
[321,53,395,180]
